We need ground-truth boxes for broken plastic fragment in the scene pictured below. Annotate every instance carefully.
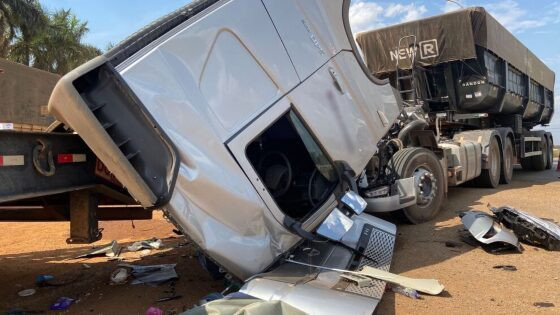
[76,240,119,258]
[127,238,163,252]
[460,211,521,251]
[491,206,560,250]
[119,264,178,285]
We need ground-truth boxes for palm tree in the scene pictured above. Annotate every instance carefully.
[11,9,101,74]
[0,0,46,62]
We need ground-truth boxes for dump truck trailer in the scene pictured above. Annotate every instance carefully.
[353,7,555,223]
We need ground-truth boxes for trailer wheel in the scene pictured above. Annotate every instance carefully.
[545,137,553,170]
[475,136,501,188]
[500,137,514,184]
[531,136,548,171]
[389,147,444,224]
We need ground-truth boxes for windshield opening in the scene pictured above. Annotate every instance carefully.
[246,110,338,220]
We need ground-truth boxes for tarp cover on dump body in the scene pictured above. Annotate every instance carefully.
[355,7,555,91]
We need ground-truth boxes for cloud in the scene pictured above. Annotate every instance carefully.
[348,1,385,32]
[485,0,546,32]
[441,0,560,33]
[349,1,427,33]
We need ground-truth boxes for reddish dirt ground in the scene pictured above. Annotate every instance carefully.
[1,165,559,314]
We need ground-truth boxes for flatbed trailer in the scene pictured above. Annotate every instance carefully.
[0,126,151,243]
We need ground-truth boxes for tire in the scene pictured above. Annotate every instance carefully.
[499,137,514,184]
[531,136,547,171]
[389,147,445,224]
[474,136,501,188]
[545,136,553,170]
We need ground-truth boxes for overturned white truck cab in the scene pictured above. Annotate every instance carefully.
[49,0,416,312]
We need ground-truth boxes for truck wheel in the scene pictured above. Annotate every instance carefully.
[500,137,514,184]
[531,136,547,171]
[389,148,444,224]
[545,137,553,170]
[475,136,501,188]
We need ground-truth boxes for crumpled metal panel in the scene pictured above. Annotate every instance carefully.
[492,206,560,250]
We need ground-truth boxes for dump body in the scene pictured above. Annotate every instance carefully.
[356,7,555,127]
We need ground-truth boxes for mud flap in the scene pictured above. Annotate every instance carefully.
[240,212,396,314]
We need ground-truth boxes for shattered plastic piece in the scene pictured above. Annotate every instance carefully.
[146,306,164,315]
[17,289,36,297]
[491,206,560,250]
[390,285,420,299]
[82,264,91,269]
[316,208,354,241]
[128,238,163,252]
[340,274,373,288]
[286,259,444,295]
[76,240,119,258]
[119,264,178,285]
[50,297,75,311]
[493,265,517,271]
[460,211,521,251]
[110,267,130,284]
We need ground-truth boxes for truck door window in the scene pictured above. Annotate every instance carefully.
[246,111,338,220]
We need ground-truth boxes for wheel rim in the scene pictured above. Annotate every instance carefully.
[413,166,437,207]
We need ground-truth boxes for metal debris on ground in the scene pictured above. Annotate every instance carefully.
[49,297,75,311]
[533,302,555,308]
[127,238,163,252]
[491,206,560,251]
[119,264,178,286]
[76,240,119,258]
[17,289,36,297]
[493,265,517,271]
[459,211,522,252]
[110,267,130,285]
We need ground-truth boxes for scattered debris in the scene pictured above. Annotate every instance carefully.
[110,267,130,285]
[17,289,36,297]
[533,302,555,308]
[389,284,420,299]
[146,306,164,315]
[340,274,373,288]
[459,211,521,252]
[286,259,444,295]
[491,206,560,250]
[119,264,178,285]
[35,275,54,285]
[155,295,182,302]
[82,264,91,269]
[127,238,163,252]
[76,240,119,258]
[493,265,517,271]
[49,297,75,311]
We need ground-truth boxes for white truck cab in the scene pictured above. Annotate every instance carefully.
[49,0,416,313]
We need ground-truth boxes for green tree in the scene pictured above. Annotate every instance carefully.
[0,0,46,61]
[9,9,101,74]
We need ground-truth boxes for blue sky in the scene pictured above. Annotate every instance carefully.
[39,0,560,138]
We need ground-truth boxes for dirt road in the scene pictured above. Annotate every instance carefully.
[1,165,559,314]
